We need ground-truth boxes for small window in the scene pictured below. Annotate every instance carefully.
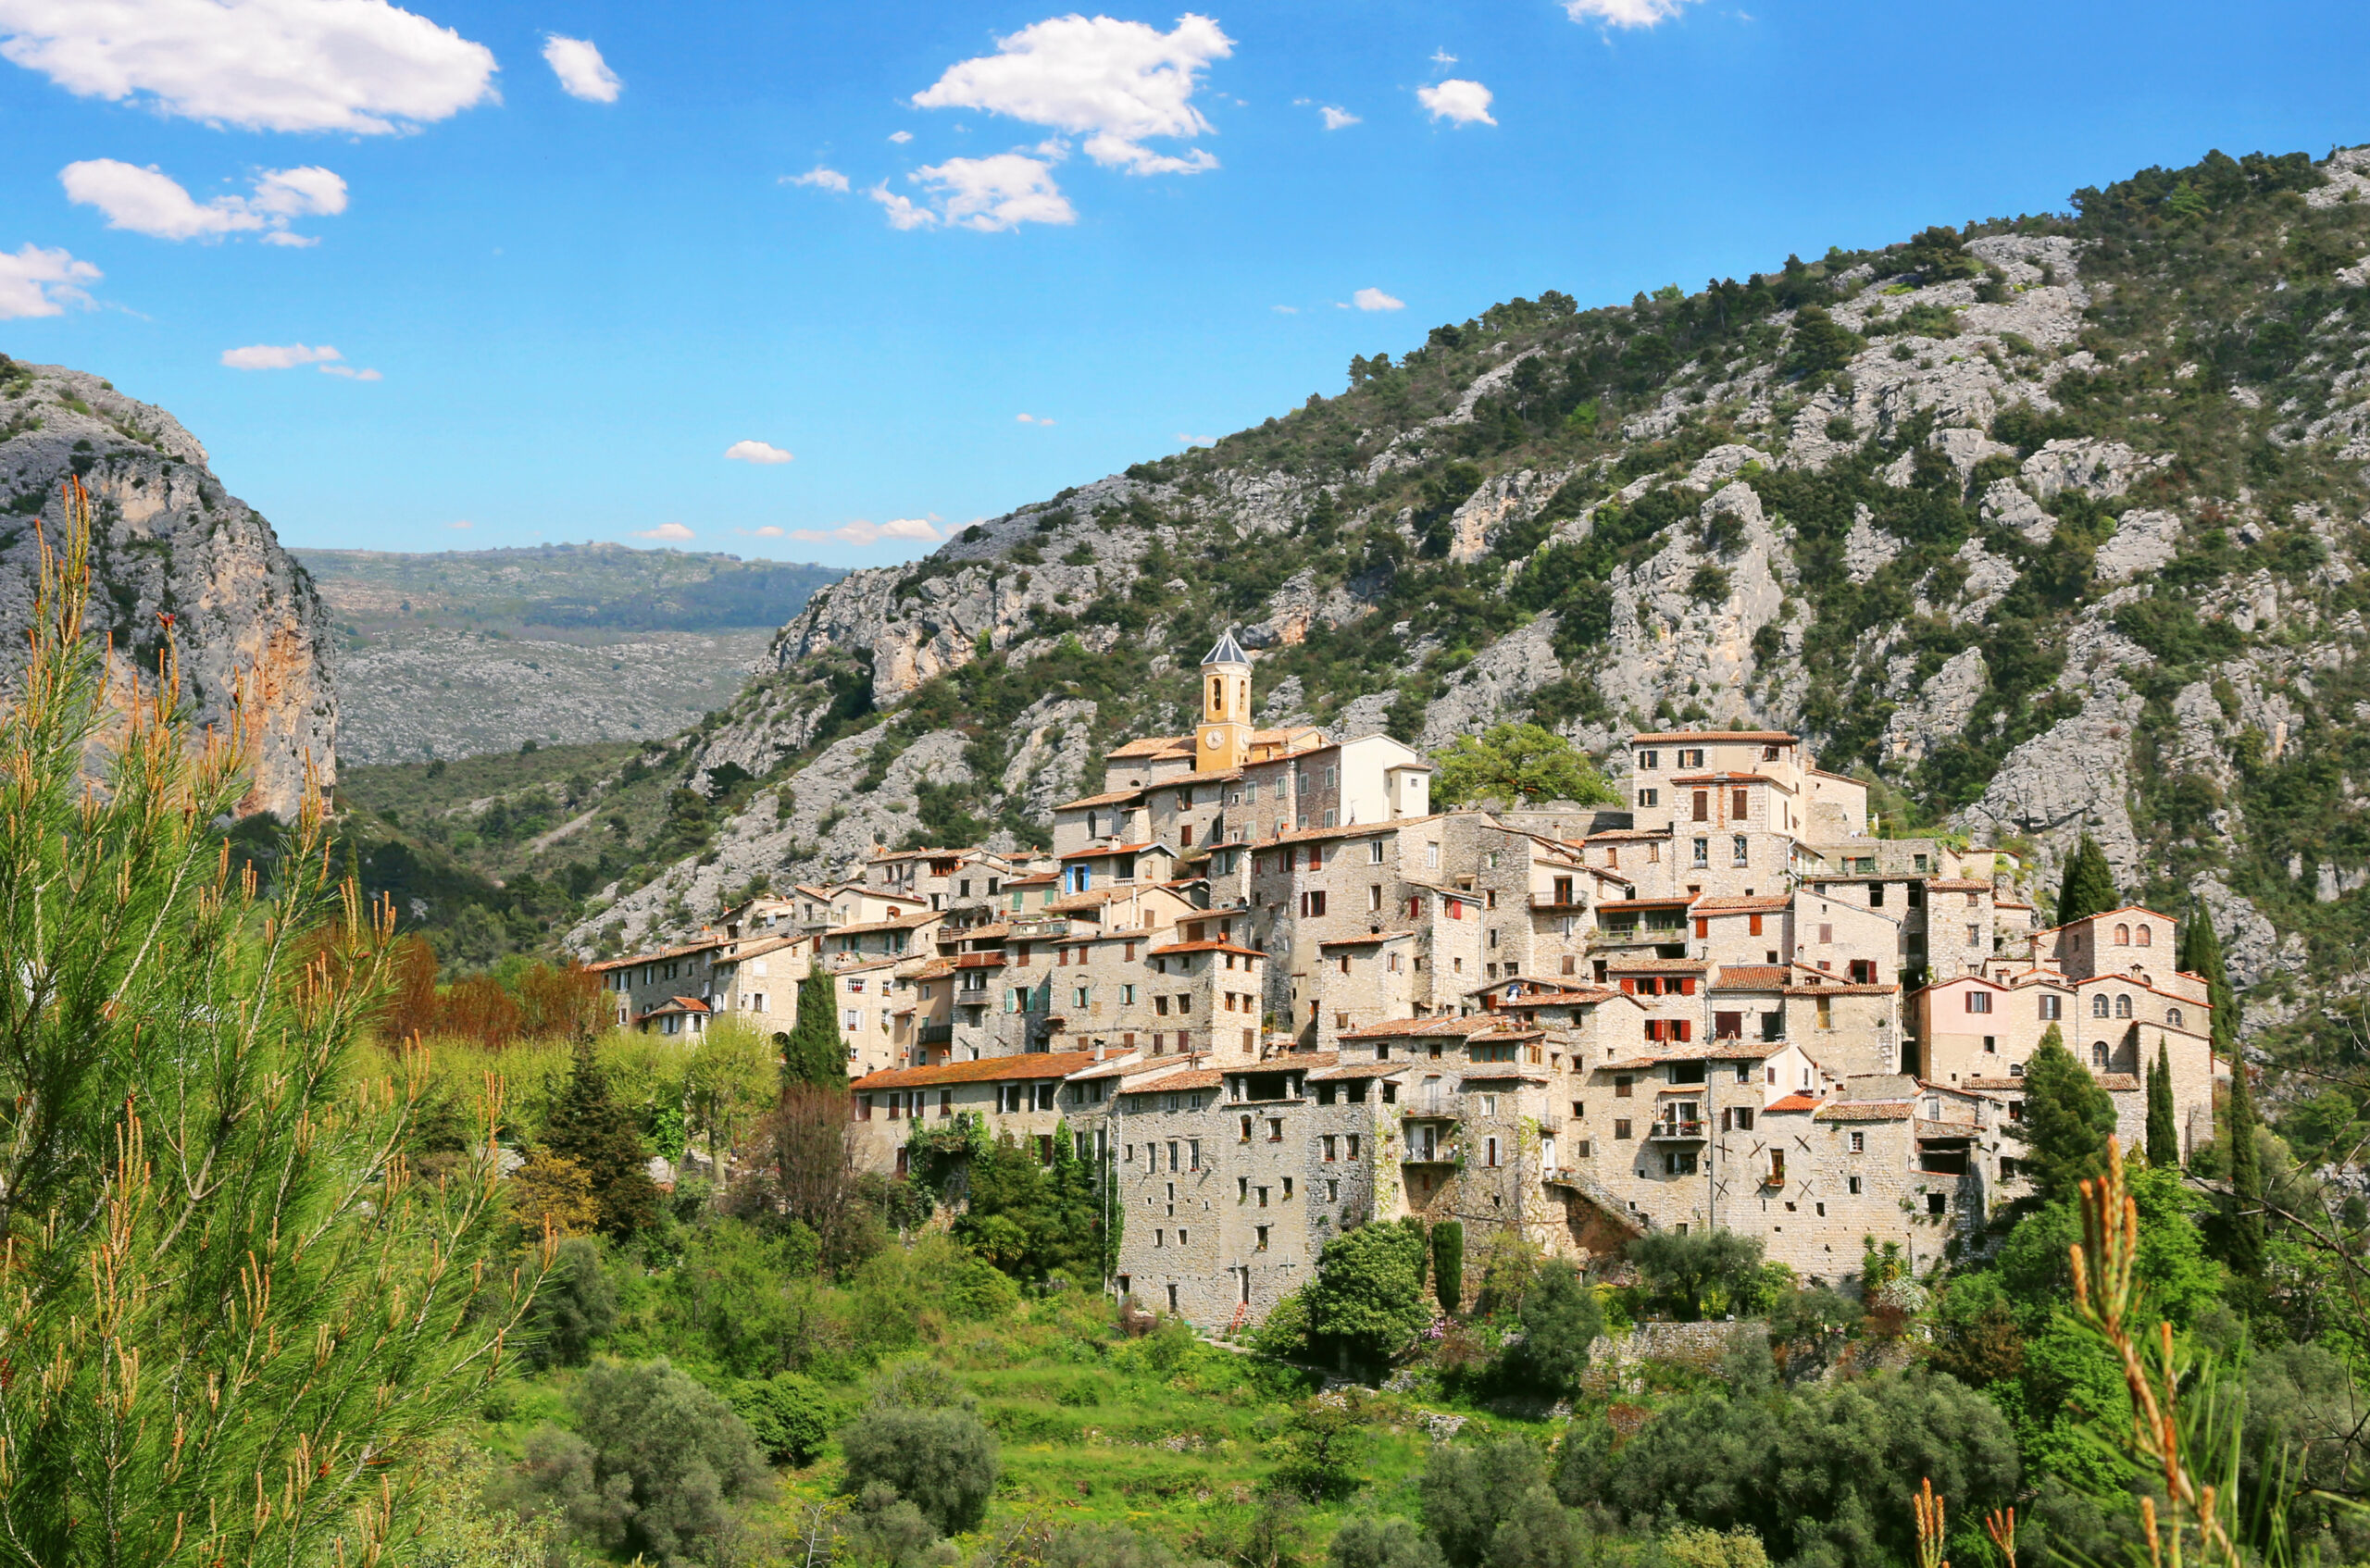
[2115,994,2133,1019]
[1849,1130,1865,1153]
[2092,994,2112,1018]
[2039,994,2062,1020]
[2136,924,2152,948]
[1848,1176,1862,1195]
[1964,991,1990,1014]
[1614,1118,1632,1140]
[1927,1192,1948,1216]
[2168,1007,2184,1027]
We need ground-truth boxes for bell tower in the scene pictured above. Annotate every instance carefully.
[1197,632,1253,775]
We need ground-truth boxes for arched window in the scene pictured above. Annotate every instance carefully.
[2167,1007,2184,1027]
[2114,924,2130,946]
[2135,924,2152,948]
[2114,994,2132,1019]
[2092,1041,2109,1069]
[1209,677,1223,710]
[2091,994,2112,1018]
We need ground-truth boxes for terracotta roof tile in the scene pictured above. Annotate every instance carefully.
[1814,1101,1911,1122]
[853,1050,1106,1090]
[1054,789,1146,810]
[1710,965,1790,989]
[1125,1067,1226,1092]
[1694,896,1793,912]
[1341,1014,1518,1040]
[1149,940,1266,958]
[1764,1092,1821,1112]
[1632,729,1799,743]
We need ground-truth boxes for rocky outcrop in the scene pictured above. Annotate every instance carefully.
[0,358,335,815]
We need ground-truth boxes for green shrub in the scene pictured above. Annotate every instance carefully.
[522,1236,617,1369]
[730,1371,830,1466]
[1431,1221,1464,1313]
[839,1404,1000,1537]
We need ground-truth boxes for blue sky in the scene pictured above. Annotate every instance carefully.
[0,0,2364,566]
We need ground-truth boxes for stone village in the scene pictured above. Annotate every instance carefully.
[590,638,2225,1331]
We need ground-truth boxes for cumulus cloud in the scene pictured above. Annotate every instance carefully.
[1353,287,1403,312]
[219,342,383,378]
[790,517,942,547]
[1016,412,1054,425]
[0,0,499,133]
[724,439,794,465]
[747,525,787,537]
[888,129,911,143]
[542,34,617,101]
[635,522,695,541]
[446,518,472,529]
[876,153,1075,232]
[219,342,340,368]
[912,13,1230,177]
[62,159,346,243]
[1319,105,1358,130]
[784,166,850,193]
[0,243,99,318]
[1417,79,1494,125]
[1563,0,1703,23]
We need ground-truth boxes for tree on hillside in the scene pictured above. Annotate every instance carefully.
[544,1039,661,1239]
[1784,305,1866,377]
[1310,1222,1431,1367]
[0,481,541,1565]
[1432,722,1618,809]
[781,963,845,1087]
[2148,1040,2180,1167]
[1902,224,1983,283]
[1627,1228,1765,1321]
[2008,1027,2116,1203]
[1502,1259,1604,1398]
[2054,835,2119,926]
[2226,1057,2266,1277]
[2178,898,2240,1053]
[1432,1219,1465,1313]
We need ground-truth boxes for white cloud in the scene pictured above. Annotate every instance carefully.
[1353,287,1403,312]
[1271,305,1298,314]
[318,363,381,380]
[1016,412,1054,426]
[220,342,342,368]
[1175,433,1212,446]
[635,522,695,541]
[0,0,499,133]
[446,518,472,529]
[888,129,911,143]
[785,166,850,193]
[790,517,942,547]
[1319,105,1358,131]
[1563,0,1703,24]
[542,34,617,102]
[881,153,1075,232]
[724,439,794,465]
[61,159,344,243]
[1430,48,1457,65]
[1417,79,1494,126]
[748,525,787,537]
[0,242,98,318]
[912,13,1230,177]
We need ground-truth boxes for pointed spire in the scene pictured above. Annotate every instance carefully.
[1202,631,1250,667]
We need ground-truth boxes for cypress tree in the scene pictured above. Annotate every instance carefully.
[2178,899,2239,1056]
[781,963,846,1088]
[2225,1057,2265,1276]
[543,1039,660,1239]
[2053,835,2120,927]
[2147,1040,2179,1167]
[1432,1220,1465,1313]
[2009,1026,2117,1204]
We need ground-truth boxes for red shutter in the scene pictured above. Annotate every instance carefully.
[1694,917,1708,938]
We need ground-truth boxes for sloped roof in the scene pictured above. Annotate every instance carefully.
[1126,1067,1227,1092]
[1054,789,1146,810]
[1764,1092,1822,1112]
[1204,631,1252,666]
[1150,940,1265,958]
[1695,896,1793,913]
[1632,729,1799,743]
[1341,1014,1518,1040]
[852,1050,1106,1090]
[1710,965,1790,990]
[1815,1101,1912,1122]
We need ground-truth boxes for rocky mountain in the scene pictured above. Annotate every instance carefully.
[297,545,841,763]
[0,355,335,815]
[568,143,2370,1064]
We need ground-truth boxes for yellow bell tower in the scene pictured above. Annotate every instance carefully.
[1197,632,1253,774]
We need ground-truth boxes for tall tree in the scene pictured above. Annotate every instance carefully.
[0,484,541,1565]
[781,963,846,1087]
[1431,722,1619,809]
[2009,1026,2117,1203]
[2147,1040,2181,1168]
[2178,898,2239,1055]
[2225,1057,2266,1276]
[544,1039,661,1238]
[2054,835,2120,927]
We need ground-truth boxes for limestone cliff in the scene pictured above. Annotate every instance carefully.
[572,143,2370,1073]
[0,357,336,815]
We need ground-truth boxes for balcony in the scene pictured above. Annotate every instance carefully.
[1647,1120,1705,1142]
[1400,1100,1459,1122]
[1401,1145,1460,1166]
[1532,891,1588,912]
[917,1023,953,1047]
